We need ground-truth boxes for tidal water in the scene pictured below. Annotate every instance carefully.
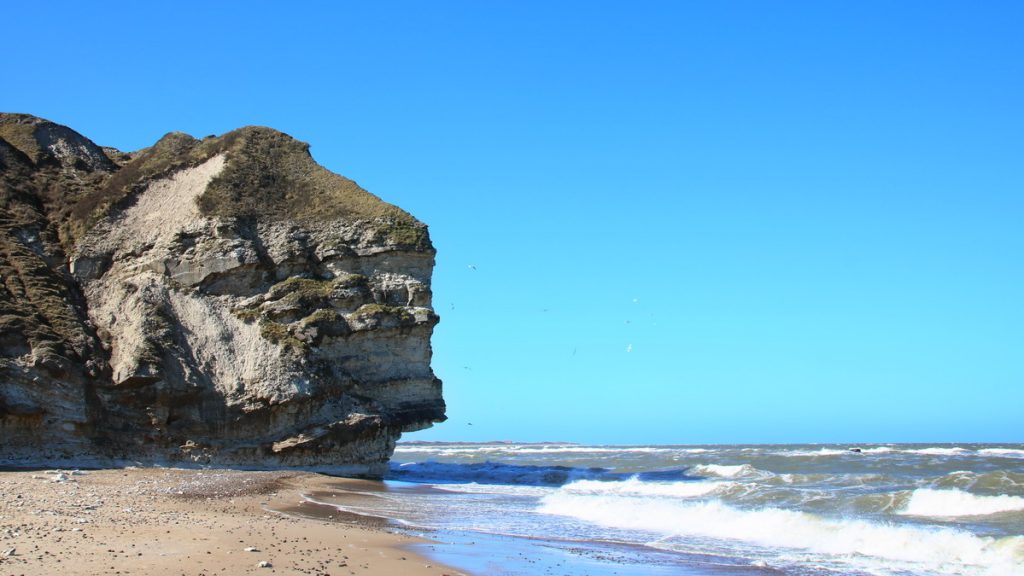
[322,443,1024,575]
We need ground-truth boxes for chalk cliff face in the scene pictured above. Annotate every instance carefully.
[0,113,444,476]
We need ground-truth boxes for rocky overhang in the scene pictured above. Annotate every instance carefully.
[0,113,445,477]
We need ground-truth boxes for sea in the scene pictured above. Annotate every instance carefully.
[314,443,1024,576]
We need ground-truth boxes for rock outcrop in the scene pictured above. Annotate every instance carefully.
[0,113,444,476]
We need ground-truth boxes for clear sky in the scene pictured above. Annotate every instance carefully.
[6,1,1022,444]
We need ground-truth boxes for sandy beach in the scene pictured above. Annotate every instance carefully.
[0,467,463,576]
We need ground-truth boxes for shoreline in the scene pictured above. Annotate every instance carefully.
[0,467,464,575]
[297,478,745,576]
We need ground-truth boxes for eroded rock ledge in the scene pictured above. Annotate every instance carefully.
[0,113,445,476]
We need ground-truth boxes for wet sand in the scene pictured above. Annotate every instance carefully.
[0,467,463,576]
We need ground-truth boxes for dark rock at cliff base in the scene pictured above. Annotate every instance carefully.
[0,113,445,476]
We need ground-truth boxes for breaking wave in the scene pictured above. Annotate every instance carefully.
[539,487,1024,575]
[560,477,733,499]
[690,463,771,479]
[907,447,970,456]
[773,448,850,457]
[979,448,1024,459]
[930,470,1024,495]
[899,488,1024,518]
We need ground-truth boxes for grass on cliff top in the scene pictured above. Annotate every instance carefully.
[65,124,430,249]
[65,131,211,245]
[0,113,116,173]
[0,116,43,164]
[198,128,417,224]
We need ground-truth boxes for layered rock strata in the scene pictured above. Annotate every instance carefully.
[0,113,444,476]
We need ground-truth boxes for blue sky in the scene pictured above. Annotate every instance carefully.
[6,1,1022,443]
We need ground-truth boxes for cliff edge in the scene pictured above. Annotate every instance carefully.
[0,113,445,476]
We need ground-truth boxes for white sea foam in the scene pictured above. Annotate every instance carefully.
[394,446,506,454]
[907,447,970,456]
[538,492,1024,575]
[899,489,1024,518]
[434,483,555,497]
[690,464,770,479]
[774,448,849,457]
[979,449,1024,459]
[561,478,732,498]
[861,446,895,454]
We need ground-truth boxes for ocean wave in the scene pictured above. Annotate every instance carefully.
[393,445,516,454]
[561,478,733,499]
[388,461,604,485]
[906,447,970,456]
[899,488,1024,518]
[431,482,556,497]
[538,492,1024,574]
[766,472,885,487]
[690,464,771,479]
[394,444,1024,460]
[394,444,682,456]
[489,446,680,455]
[387,461,693,486]
[979,449,1024,459]
[931,470,1024,496]
[768,446,972,457]
[772,448,851,457]
[771,445,1017,458]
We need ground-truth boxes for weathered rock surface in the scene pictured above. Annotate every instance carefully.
[0,113,444,476]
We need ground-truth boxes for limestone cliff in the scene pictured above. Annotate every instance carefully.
[0,113,444,476]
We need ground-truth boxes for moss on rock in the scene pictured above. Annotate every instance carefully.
[258,320,306,352]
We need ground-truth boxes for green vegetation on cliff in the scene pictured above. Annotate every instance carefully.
[52,120,430,251]
[258,320,306,352]
[0,119,42,164]
[198,128,419,225]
